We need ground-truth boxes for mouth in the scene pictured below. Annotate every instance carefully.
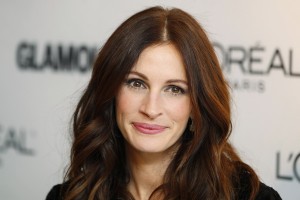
[132,122,167,135]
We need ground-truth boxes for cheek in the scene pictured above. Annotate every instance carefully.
[115,88,140,117]
[116,89,133,137]
[116,89,129,118]
[166,97,191,122]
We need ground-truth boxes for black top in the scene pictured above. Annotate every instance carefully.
[46,164,281,200]
[46,181,281,200]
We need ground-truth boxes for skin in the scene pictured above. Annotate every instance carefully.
[115,44,192,200]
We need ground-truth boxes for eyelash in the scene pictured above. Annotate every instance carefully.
[125,78,146,90]
[124,78,187,96]
[165,85,186,95]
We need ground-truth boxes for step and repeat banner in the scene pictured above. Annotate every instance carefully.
[0,0,299,199]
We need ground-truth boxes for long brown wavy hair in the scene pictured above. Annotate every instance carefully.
[64,6,260,200]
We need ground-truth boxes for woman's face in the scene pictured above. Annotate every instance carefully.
[116,44,191,155]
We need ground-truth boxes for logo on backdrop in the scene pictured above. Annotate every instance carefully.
[0,124,36,167]
[15,41,300,91]
[16,41,97,73]
[213,42,300,93]
[276,151,300,183]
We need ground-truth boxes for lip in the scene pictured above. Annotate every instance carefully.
[132,122,167,135]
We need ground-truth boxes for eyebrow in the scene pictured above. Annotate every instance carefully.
[128,71,188,85]
[129,71,148,80]
[166,79,188,85]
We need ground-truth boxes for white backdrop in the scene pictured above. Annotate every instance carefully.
[0,0,299,199]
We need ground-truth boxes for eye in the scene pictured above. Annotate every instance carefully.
[125,78,146,90]
[165,85,186,95]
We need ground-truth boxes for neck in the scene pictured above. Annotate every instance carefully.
[126,147,174,200]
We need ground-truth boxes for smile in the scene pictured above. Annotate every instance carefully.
[132,122,167,135]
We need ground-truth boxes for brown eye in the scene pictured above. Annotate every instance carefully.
[171,87,181,94]
[165,85,185,96]
[125,79,146,89]
[132,81,142,88]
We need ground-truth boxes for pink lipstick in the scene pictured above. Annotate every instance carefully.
[132,122,166,135]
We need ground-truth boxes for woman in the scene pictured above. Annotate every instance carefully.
[47,6,281,200]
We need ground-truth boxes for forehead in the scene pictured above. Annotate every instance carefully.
[132,44,187,80]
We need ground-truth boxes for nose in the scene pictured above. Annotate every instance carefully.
[139,90,162,119]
